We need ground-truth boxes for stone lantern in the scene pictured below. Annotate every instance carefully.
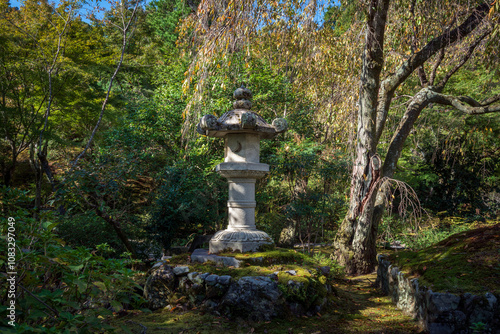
[197,87,287,253]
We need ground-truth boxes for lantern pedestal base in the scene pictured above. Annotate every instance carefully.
[209,229,273,253]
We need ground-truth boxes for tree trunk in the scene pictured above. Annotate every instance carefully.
[333,0,389,275]
[94,206,137,259]
[332,1,492,276]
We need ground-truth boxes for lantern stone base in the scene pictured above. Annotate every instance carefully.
[209,229,274,253]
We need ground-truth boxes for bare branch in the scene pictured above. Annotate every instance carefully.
[437,29,492,89]
[70,0,142,170]
[480,93,500,105]
[382,84,499,178]
[374,2,491,144]
[429,47,445,86]
[431,92,500,114]
[38,5,76,149]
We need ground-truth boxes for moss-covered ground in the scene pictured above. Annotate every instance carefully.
[386,223,500,294]
[110,223,500,332]
[111,273,422,333]
[111,248,423,333]
[164,248,342,284]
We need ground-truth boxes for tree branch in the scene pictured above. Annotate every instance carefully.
[374,2,491,144]
[436,29,492,89]
[382,86,500,177]
[431,92,500,114]
[429,47,445,86]
[70,0,141,170]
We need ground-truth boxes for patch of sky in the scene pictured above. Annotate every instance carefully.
[7,0,150,22]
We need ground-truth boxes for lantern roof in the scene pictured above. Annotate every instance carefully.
[197,86,287,139]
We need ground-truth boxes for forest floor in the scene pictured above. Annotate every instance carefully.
[111,272,423,334]
[111,222,499,333]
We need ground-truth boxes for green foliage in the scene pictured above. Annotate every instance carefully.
[470,321,488,334]
[147,0,191,52]
[378,215,473,250]
[56,211,127,255]
[259,138,350,244]
[147,158,227,251]
[397,110,500,217]
[0,191,146,333]
[323,1,359,34]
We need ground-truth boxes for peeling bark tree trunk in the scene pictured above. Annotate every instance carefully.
[333,1,493,275]
[333,0,389,275]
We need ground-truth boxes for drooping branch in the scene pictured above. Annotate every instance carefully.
[374,2,491,144]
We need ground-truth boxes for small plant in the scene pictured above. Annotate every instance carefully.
[470,321,488,333]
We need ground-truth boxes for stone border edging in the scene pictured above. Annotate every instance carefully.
[376,254,499,334]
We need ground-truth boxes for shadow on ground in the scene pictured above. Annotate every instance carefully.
[111,272,424,334]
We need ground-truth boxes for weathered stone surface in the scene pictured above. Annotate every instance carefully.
[428,293,460,314]
[220,276,284,321]
[187,272,198,282]
[209,228,273,253]
[218,275,232,285]
[143,263,335,322]
[319,266,331,275]
[143,265,177,310]
[205,274,219,286]
[173,266,190,276]
[191,249,242,268]
[376,255,500,334]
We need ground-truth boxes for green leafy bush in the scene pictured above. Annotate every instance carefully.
[0,192,146,333]
[147,160,227,252]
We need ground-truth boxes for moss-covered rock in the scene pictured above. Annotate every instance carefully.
[143,248,339,319]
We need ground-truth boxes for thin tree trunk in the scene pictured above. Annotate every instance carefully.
[94,206,137,259]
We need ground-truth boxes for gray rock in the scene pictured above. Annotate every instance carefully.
[191,249,241,268]
[152,261,165,269]
[376,256,500,334]
[218,275,232,285]
[428,293,460,314]
[220,257,241,267]
[428,322,455,334]
[199,272,210,281]
[220,276,284,321]
[187,272,199,282]
[143,265,177,310]
[173,266,190,276]
[268,273,278,280]
[205,274,219,286]
[286,270,297,276]
[319,266,330,275]
[202,299,219,310]
[485,292,497,310]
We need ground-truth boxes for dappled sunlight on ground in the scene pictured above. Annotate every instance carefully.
[111,272,423,334]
